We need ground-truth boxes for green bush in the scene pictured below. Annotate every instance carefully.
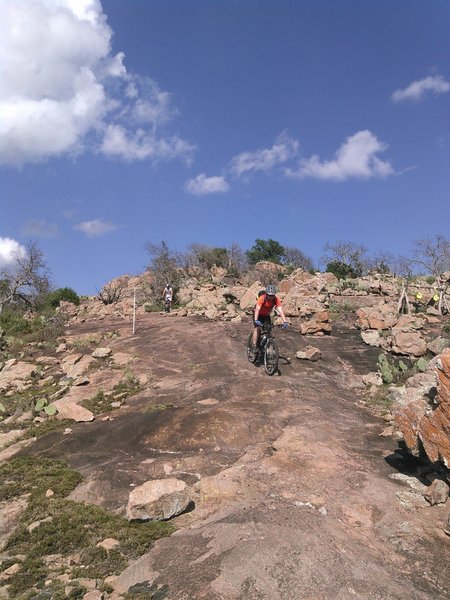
[0,310,32,336]
[46,287,80,307]
[326,260,359,280]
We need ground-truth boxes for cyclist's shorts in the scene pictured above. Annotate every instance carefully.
[253,315,271,327]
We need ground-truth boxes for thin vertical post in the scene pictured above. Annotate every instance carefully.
[132,288,136,335]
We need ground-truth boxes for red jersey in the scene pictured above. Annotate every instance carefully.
[256,294,281,317]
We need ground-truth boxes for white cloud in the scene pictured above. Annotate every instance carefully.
[286,130,394,181]
[100,125,195,164]
[391,75,450,103]
[0,0,193,166]
[74,218,118,237]
[185,174,230,195]
[0,237,26,269]
[229,131,299,177]
[21,219,59,238]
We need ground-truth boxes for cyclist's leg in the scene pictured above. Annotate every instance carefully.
[253,315,270,347]
[252,320,260,347]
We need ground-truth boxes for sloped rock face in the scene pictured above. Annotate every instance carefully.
[395,349,450,466]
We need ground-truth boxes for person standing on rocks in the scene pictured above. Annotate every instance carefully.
[252,284,288,348]
[162,283,173,313]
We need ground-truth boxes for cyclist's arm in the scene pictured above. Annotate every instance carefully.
[254,305,261,322]
[277,305,287,323]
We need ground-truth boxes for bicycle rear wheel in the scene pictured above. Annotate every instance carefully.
[247,333,258,364]
[264,338,279,375]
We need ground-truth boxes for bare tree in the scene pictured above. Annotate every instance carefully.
[410,235,450,277]
[392,255,415,279]
[283,247,314,272]
[227,242,248,277]
[0,241,50,314]
[321,241,369,277]
[97,279,128,305]
[145,241,182,303]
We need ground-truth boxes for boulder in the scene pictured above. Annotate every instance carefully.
[356,306,397,331]
[53,399,94,422]
[126,478,192,521]
[300,318,331,336]
[296,346,322,361]
[424,479,449,505]
[361,330,383,348]
[391,331,427,357]
[394,349,450,465]
[92,347,112,358]
[239,282,263,310]
[61,354,95,378]
[0,361,37,391]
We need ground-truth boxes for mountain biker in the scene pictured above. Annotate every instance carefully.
[252,284,288,349]
[162,283,173,312]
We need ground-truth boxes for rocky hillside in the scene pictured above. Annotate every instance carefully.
[0,266,449,599]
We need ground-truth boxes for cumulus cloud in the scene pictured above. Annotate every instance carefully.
[286,130,394,181]
[22,219,59,238]
[229,131,299,177]
[74,218,118,237]
[391,75,450,103]
[0,237,26,269]
[185,174,230,195]
[0,0,193,166]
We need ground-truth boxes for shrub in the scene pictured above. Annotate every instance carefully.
[0,310,32,336]
[326,260,359,280]
[46,287,80,307]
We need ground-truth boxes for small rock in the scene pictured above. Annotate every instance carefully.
[45,489,54,498]
[362,372,382,386]
[27,516,53,533]
[380,425,394,437]
[110,401,122,408]
[92,347,112,358]
[56,343,67,353]
[96,538,120,551]
[197,398,219,405]
[424,479,450,505]
[295,345,322,361]
[1,563,20,577]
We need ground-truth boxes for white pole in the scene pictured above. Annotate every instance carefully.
[132,288,136,335]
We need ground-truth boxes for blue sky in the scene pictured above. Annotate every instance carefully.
[1,0,449,294]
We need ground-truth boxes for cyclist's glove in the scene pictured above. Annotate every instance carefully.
[254,320,262,327]
[281,322,289,329]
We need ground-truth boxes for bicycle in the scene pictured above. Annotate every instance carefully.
[247,321,280,376]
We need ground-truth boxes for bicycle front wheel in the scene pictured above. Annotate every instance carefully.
[264,338,279,375]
